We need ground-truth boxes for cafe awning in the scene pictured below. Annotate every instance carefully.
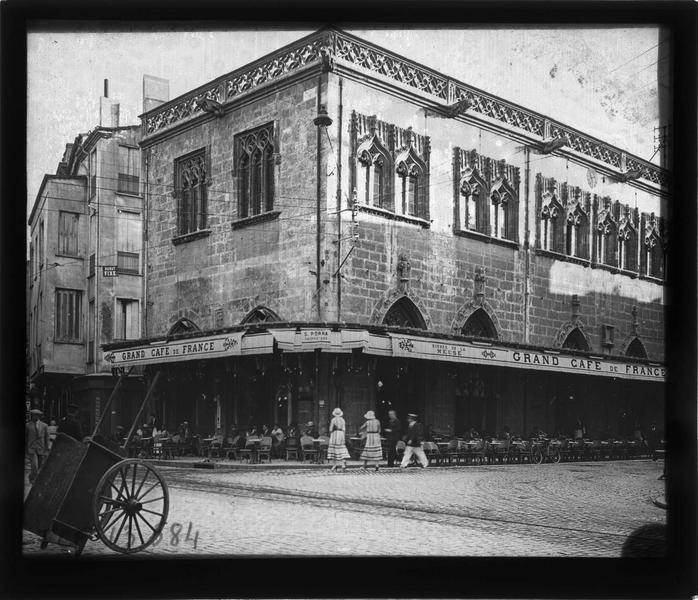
[269,328,370,353]
[388,332,665,382]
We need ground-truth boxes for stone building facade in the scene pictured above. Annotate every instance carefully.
[105,28,667,442]
[28,117,146,434]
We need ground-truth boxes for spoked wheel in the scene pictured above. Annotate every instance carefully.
[531,446,543,465]
[550,447,562,464]
[92,459,169,554]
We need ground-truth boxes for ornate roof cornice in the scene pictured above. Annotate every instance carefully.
[140,27,668,197]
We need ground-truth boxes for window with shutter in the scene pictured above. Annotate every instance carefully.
[55,289,82,342]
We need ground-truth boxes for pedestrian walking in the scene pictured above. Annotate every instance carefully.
[327,408,351,472]
[359,410,382,471]
[25,409,50,484]
[384,409,402,467]
[47,419,58,450]
[400,413,428,469]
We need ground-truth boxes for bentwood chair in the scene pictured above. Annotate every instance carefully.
[285,437,301,461]
[257,437,273,463]
[300,435,318,463]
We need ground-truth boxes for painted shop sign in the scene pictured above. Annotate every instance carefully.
[103,331,244,366]
[390,335,665,382]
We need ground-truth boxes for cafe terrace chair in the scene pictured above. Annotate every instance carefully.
[223,436,240,460]
[317,436,329,464]
[237,438,257,462]
[442,439,460,466]
[285,437,301,461]
[395,440,406,463]
[257,436,273,463]
[300,435,318,463]
[422,441,442,466]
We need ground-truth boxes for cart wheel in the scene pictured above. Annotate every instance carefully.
[92,459,169,554]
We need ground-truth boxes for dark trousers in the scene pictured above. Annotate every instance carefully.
[386,440,398,467]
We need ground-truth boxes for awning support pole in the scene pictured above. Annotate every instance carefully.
[91,366,134,438]
[121,370,162,450]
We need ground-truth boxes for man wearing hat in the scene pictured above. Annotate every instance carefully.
[58,403,84,442]
[384,409,402,468]
[25,409,50,483]
[400,413,429,469]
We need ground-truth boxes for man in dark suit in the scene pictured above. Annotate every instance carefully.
[25,409,50,483]
[400,413,428,468]
[384,409,402,467]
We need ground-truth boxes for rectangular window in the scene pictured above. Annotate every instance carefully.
[175,149,208,235]
[89,148,97,199]
[114,299,140,340]
[117,210,141,274]
[118,145,140,195]
[88,253,95,277]
[29,242,34,280]
[87,301,95,363]
[58,211,79,256]
[38,222,44,270]
[55,289,82,342]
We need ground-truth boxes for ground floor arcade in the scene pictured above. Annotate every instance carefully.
[102,325,665,443]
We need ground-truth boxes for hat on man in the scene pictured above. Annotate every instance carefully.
[407,413,418,419]
[306,421,314,427]
[364,410,376,420]
[332,408,343,417]
[30,409,43,416]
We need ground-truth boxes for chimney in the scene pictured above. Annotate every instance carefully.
[99,79,120,127]
[142,75,170,113]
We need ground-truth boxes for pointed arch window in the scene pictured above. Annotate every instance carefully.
[562,328,590,352]
[541,194,564,253]
[644,220,664,279]
[626,337,648,359]
[566,203,589,259]
[236,123,276,219]
[459,168,487,234]
[241,306,281,324]
[461,308,498,340]
[357,139,391,210]
[489,176,517,241]
[618,218,638,271]
[596,210,618,267]
[396,148,428,221]
[382,296,427,329]
[168,318,201,336]
[175,149,208,236]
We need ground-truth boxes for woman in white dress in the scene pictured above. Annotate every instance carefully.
[327,408,351,472]
[359,410,382,471]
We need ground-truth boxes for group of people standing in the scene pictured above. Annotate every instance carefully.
[326,408,429,472]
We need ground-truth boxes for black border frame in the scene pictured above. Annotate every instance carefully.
[2,2,696,599]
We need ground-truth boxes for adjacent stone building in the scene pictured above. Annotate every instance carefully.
[28,94,146,434]
[105,28,667,441]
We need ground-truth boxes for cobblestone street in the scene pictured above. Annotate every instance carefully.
[23,458,666,557]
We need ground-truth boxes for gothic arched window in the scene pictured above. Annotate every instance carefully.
[382,297,427,329]
[618,218,638,271]
[626,337,648,359]
[236,123,276,219]
[241,306,281,324]
[357,139,391,210]
[459,168,487,234]
[562,328,590,352]
[644,219,664,279]
[396,147,428,221]
[541,194,564,253]
[175,149,207,236]
[489,175,517,241]
[168,318,201,336]
[596,209,618,267]
[461,308,498,340]
[566,203,589,259]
